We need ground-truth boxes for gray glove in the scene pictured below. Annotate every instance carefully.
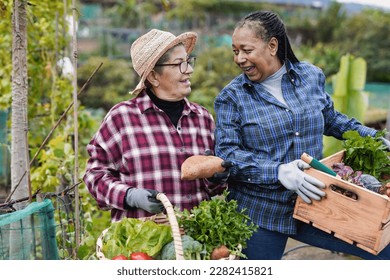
[380,137,390,150]
[278,159,326,204]
[125,188,164,214]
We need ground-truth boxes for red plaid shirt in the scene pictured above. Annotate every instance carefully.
[83,90,216,221]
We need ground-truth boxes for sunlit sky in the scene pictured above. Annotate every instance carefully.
[337,0,390,9]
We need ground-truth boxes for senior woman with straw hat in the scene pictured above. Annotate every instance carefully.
[83,29,230,222]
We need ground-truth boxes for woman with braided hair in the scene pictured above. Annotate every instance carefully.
[214,11,390,259]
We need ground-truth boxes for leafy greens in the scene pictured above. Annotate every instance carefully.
[177,190,258,259]
[102,218,172,259]
[342,130,390,179]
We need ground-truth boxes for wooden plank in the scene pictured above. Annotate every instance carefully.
[311,222,332,234]
[334,232,354,245]
[356,243,378,255]
[378,224,390,254]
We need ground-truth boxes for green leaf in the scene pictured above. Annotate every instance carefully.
[177,191,258,259]
[342,129,390,178]
[101,218,173,259]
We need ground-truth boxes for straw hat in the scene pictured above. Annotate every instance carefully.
[129,29,198,95]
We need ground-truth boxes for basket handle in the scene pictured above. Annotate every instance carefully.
[156,193,184,260]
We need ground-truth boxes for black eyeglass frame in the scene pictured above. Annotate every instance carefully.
[155,57,196,74]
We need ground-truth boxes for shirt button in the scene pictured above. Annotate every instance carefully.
[295,132,300,136]
[180,147,185,152]
[177,127,181,131]
[286,109,290,112]
[291,199,296,205]
[248,178,251,182]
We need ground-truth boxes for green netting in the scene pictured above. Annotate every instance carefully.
[327,82,390,110]
[0,110,10,181]
[364,83,390,110]
[0,199,59,260]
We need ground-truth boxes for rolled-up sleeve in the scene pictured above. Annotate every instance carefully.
[214,87,280,186]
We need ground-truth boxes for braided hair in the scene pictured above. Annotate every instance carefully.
[235,11,299,64]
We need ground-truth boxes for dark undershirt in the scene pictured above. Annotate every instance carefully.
[147,88,184,127]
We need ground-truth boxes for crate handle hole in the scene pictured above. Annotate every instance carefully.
[330,184,358,201]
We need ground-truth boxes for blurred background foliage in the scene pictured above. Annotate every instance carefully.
[76,0,390,115]
[77,56,134,111]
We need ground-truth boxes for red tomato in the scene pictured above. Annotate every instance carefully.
[112,254,128,260]
[129,252,153,260]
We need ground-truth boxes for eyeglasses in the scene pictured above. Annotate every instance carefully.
[155,57,196,74]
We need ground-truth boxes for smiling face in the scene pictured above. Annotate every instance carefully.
[147,44,193,101]
[232,26,282,83]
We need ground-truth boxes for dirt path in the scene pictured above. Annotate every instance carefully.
[282,238,360,260]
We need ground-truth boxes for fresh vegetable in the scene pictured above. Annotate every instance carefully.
[342,130,390,178]
[210,245,230,260]
[383,182,390,197]
[181,155,225,180]
[177,190,258,259]
[360,174,382,193]
[129,252,153,260]
[102,218,173,259]
[161,235,205,260]
[112,254,127,260]
[332,162,362,185]
[332,162,386,196]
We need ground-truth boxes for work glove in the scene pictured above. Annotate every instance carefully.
[204,149,234,196]
[207,161,234,183]
[204,149,234,184]
[125,188,164,214]
[379,137,390,150]
[278,159,326,204]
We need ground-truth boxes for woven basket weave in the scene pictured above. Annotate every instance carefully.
[96,193,184,260]
[96,193,240,260]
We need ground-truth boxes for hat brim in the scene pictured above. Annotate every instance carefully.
[130,32,198,95]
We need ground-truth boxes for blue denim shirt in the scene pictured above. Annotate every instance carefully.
[214,61,377,234]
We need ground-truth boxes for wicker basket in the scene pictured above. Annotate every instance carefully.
[96,193,184,260]
[96,193,240,260]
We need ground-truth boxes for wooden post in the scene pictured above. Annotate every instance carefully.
[71,0,80,254]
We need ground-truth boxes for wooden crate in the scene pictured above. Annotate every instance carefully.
[293,150,390,255]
